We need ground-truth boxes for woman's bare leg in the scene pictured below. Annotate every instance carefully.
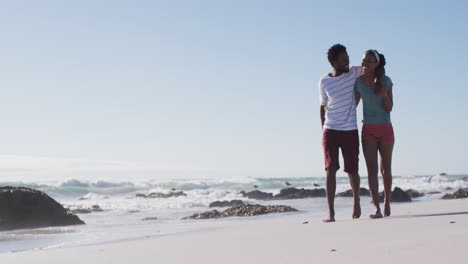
[379,142,394,217]
[363,139,382,218]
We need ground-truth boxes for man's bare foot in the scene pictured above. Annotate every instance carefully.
[352,205,361,219]
[384,204,391,217]
[323,217,336,223]
[369,211,383,219]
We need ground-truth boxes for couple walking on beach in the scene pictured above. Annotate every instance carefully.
[319,44,394,222]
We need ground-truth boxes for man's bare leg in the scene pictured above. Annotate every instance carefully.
[348,172,361,219]
[323,167,337,222]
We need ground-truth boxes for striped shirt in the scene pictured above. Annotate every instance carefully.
[319,66,362,131]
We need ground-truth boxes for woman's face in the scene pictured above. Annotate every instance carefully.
[361,52,378,75]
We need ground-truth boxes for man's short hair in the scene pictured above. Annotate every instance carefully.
[327,44,347,65]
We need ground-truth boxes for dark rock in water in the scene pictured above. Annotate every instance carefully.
[136,191,187,199]
[183,210,222,220]
[209,200,246,208]
[253,185,259,188]
[92,205,103,211]
[67,205,103,214]
[313,183,320,187]
[285,182,292,186]
[0,186,85,231]
[445,187,453,190]
[273,187,326,199]
[405,189,425,198]
[70,208,92,214]
[141,217,158,221]
[148,191,187,198]
[379,187,412,202]
[240,188,326,200]
[337,188,370,197]
[428,191,441,194]
[240,190,274,200]
[442,193,455,199]
[128,210,141,213]
[441,188,468,199]
[183,204,298,219]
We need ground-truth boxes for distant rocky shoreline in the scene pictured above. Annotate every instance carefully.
[2,185,468,230]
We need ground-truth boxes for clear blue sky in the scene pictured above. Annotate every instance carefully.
[0,1,467,180]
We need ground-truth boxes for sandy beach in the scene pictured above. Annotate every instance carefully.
[2,2,468,264]
[1,198,466,264]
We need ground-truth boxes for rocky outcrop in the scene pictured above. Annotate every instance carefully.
[273,188,326,199]
[379,187,412,202]
[0,186,85,231]
[209,200,246,208]
[405,189,424,198]
[337,188,370,197]
[441,188,468,199]
[135,191,187,198]
[337,187,421,199]
[184,210,222,219]
[240,190,274,200]
[183,204,298,220]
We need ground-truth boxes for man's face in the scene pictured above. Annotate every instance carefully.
[333,51,350,73]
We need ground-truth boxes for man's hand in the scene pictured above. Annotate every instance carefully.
[320,105,326,128]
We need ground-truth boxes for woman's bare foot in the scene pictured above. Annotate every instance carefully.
[323,217,336,223]
[369,211,383,219]
[384,204,391,217]
[352,204,361,219]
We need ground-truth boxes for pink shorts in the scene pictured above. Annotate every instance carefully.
[362,123,395,144]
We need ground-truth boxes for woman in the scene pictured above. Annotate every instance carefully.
[354,50,394,218]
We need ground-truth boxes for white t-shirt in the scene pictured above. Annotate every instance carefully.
[319,66,362,131]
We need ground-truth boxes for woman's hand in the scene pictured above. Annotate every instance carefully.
[374,81,388,97]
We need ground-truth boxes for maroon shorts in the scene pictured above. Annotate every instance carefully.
[322,129,359,174]
[362,123,395,144]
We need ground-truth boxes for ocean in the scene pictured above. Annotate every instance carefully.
[1,174,467,253]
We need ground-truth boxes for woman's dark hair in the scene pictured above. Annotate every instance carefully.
[327,44,347,66]
[367,50,387,95]
[367,50,386,79]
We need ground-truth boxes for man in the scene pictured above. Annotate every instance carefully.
[319,44,361,222]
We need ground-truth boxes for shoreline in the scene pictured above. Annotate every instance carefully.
[1,198,467,263]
